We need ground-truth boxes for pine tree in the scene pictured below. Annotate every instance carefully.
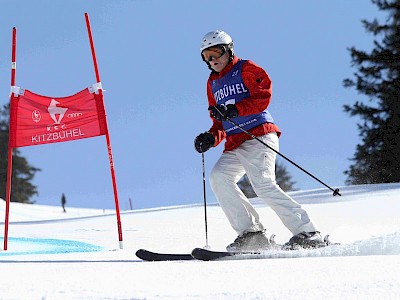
[237,161,297,198]
[0,103,40,203]
[343,0,400,184]
[275,162,298,192]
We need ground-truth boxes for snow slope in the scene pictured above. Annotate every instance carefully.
[1,183,399,299]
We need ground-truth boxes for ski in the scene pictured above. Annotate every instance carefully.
[136,235,338,261]
[191,247,258,261]
[135,249,194,261]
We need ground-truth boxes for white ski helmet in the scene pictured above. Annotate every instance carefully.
[200,30,233,53]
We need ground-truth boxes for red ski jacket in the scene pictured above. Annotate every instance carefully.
[206,56,281,152]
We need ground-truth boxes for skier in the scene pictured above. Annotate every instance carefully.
[61,193,67,213]
[194,30,325,251]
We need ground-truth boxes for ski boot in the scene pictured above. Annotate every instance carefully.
[226,230,271,252]
[283,231,327,250]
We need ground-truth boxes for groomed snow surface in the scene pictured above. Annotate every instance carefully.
[1,183,399,299]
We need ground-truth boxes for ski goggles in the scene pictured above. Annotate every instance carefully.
[202,45,227,62]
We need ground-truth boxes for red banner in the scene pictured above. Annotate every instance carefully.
[9,88,107,148]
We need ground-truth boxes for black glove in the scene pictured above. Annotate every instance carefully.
[208,104,239,121]
[194,132,215,153]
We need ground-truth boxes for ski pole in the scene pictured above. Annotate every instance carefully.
[201,152,210,248]
[216,109,341,196]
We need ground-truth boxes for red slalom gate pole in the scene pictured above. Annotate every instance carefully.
[3,27,17,250]
[84,13,124,249]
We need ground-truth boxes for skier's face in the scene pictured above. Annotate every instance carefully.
[202,46,229,73]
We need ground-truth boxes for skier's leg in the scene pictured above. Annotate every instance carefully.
[236,133,318,235]
[209,151,264,236]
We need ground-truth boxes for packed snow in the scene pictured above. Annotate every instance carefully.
[1,183,399,299]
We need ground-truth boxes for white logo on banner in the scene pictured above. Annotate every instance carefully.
[48,99,68,124]
[32,110,41,123]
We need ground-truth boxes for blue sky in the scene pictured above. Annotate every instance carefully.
[0,1,379,210]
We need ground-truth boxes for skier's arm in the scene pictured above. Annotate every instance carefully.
[235,61,272,116]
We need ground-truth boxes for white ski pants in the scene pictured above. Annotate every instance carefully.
[210,133,318,236]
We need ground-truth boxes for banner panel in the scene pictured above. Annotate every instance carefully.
[10,88,107,147]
